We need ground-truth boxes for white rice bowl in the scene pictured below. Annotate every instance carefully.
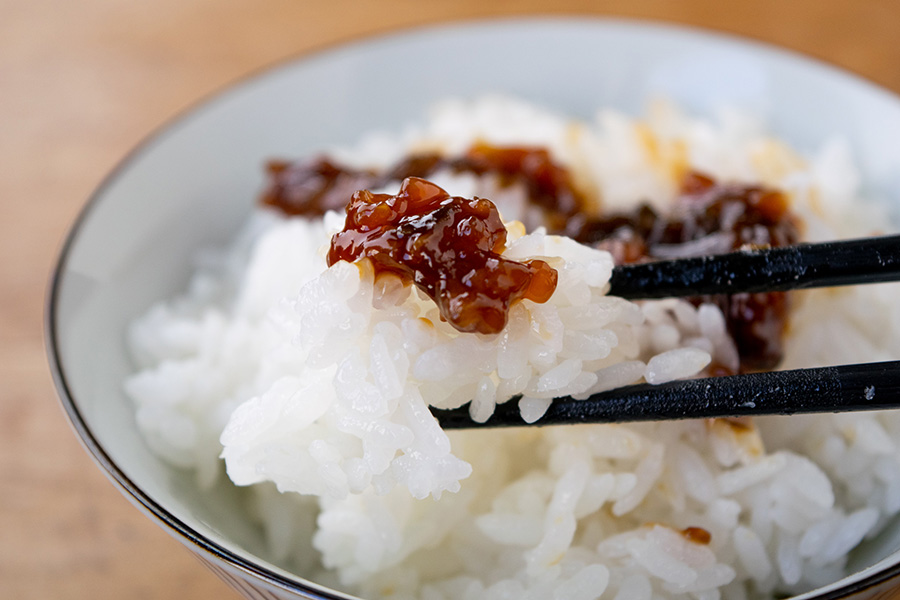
[124,96,900,600]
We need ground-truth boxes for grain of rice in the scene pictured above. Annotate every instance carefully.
[645,347,712,384]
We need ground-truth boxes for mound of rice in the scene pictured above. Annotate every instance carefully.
[124,96,900,599]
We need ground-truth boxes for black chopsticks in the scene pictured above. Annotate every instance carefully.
[433,361,900,429]
[608,234,900,299]
[432,235,900,429]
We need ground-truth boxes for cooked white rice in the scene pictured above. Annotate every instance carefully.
[124,96,900,599]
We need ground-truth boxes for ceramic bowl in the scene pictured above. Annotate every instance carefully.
[47,17,900,600]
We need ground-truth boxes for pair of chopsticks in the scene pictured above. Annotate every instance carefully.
[433,235,900,429]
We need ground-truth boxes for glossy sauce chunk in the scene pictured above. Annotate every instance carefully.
[327,177,558,334]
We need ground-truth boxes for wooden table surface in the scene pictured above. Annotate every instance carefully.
[5,0,900,598]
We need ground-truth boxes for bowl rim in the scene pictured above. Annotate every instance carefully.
[44,14,900,600]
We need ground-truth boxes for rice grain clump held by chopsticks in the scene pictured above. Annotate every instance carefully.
[124,96,900,599]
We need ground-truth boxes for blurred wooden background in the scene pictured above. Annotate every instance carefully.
[4,0,900,598]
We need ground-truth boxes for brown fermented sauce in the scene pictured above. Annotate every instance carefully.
[709,416,754,432]
[262,143,587,232]
[261,158,379,216]
[265,146,799,368]
[643,523,713,545]
[452,143,586,234]
[326,177,558,335]
[576,171,800,372]
[680,526,712,545]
